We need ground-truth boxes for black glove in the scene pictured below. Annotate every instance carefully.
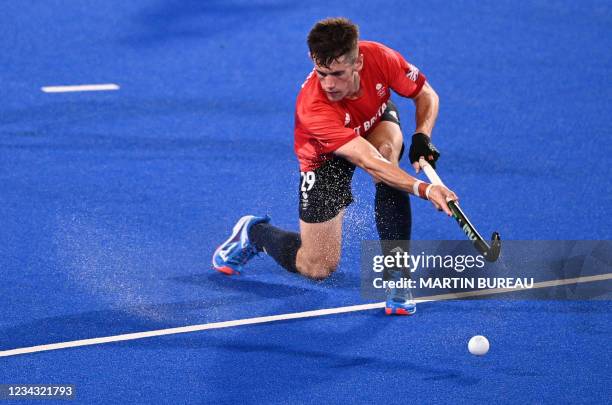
[408,132,440,169]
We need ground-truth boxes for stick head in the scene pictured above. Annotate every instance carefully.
[484,232,501,262]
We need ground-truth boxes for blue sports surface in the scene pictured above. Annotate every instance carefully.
[1,1,611,403]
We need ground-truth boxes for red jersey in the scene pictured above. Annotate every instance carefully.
[294,41,426,171]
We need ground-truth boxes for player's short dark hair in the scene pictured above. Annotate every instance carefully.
[307,17,359,67]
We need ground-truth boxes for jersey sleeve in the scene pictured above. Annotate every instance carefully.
[376,43,427,98]
[297,103,357,155]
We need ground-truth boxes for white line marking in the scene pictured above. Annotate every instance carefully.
[0,273,609,358]
[41,84,120,93]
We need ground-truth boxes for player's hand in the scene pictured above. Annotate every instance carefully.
[427,185,458,216]
[409,132,440,173]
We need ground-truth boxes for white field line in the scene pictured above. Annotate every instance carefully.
[1,273,610,358]
[41,84,120,93]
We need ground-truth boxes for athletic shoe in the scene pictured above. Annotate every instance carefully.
[212,215,270,275]
[385,274,417,315]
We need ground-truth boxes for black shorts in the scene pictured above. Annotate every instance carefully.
[299,100,402,223]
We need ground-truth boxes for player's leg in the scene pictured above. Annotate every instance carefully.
[365,100,416,315]
[213,157,354,280]
[365,100,412,254]
[252,156,353,279]
[244,210,344,280]
[291,156,354,279]
[295,212,344,280]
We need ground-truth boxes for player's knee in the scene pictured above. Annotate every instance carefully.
[297,255,339,280]
[306,264,338,280]
[377,142,396,161]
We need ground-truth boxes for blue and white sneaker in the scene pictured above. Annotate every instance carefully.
[212,215,270,275]
[385,274,417,315]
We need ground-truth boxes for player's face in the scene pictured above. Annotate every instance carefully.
[314,53,363,102]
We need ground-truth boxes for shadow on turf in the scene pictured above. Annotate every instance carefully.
[117,333,481,385]
[218,341,480,385]
[174,263,363,293]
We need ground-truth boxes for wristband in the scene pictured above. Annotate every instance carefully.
[412,180,432,200]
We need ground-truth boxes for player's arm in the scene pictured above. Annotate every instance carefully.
[379,43,442,173]
[334,136,457,215]
[413,81,439,138]
[410,82,441,173]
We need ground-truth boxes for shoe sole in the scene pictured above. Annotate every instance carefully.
[212,215,254,275]
[215,266,239,276]
[385,307,416,316]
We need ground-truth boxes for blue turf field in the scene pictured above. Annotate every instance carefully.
[1,1,611,403]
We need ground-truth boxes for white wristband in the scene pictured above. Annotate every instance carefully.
[412,180,431,199]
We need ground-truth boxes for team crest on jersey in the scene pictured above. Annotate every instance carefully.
[344,112,351,126]
[406,64,419,81]
[375,83,386,98]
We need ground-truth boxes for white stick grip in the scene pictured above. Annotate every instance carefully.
[418,158,444,186]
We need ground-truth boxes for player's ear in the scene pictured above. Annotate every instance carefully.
[354,53,364,72]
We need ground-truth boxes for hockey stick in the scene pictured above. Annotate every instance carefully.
[418,158,501,262]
